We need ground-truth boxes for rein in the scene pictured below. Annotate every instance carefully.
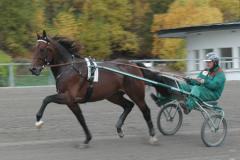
[106,61,186,79]
[38,58,185,80]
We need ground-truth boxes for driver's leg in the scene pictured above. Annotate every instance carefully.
[185,86,217,111]
[185,86,200,111]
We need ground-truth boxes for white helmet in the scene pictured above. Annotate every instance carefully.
[204,52,219,64]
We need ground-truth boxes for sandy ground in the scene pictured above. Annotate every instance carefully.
[0,81,239,160]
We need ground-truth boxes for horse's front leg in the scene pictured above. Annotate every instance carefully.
[67,103,92,144]
[35,94,67,128]
[35,94,92,144]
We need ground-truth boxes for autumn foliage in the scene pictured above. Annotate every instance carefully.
[152,0,223,70]
[0,0,239,67]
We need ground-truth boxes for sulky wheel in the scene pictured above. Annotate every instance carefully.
[157,103,183,135]
[201,115,227,147]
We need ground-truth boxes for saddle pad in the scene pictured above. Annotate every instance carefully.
[84,58,99,82]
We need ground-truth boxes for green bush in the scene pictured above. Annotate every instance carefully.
[0,50,12,63]
[0,51,12,86]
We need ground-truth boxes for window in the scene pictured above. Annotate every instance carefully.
[193,50,200,71]
[220,48,233,70]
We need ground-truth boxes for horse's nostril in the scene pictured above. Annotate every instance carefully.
[29,68,36,73]
[29,67,41,76]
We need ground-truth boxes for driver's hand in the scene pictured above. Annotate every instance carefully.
[183,77,192,83]
[194,78,205,84]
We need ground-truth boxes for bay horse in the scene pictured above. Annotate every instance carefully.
[30,30,157,144]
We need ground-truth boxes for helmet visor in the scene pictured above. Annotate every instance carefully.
[203,59,212,62]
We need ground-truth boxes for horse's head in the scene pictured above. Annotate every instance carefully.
[30,30,55,76]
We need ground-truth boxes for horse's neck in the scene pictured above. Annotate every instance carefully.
[50,64,66,80]
[50,54,83,80]
[48,38,83,80]
[50,50,72,80]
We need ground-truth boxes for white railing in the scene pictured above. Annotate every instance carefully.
[0,58,240,87]
[132,58,240,70]
[0,63,54,87]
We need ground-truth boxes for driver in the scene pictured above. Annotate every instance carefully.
[180,52,226,114]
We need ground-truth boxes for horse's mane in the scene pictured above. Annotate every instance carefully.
[52,36,83,58]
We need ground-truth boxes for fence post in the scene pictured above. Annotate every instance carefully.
[8,64,15,87]
[48,69,54,85]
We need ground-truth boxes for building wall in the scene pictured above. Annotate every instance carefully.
[186,29,240,80]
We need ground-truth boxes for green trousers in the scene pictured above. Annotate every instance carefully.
[179,83,218,110]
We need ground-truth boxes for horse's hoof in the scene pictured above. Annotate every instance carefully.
[35,120,44,129]
[118,132,124,138]
[83,140,90,145]
[84,135,92,144]
[149,136,158,145]
[78,143,90,149]
[117,128,124,138]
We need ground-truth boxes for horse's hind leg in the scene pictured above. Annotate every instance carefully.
[134,101,157,144]
[137,101,155,137]
[107,92,134,138]
[67,103,92,144]
[125,85,157,144]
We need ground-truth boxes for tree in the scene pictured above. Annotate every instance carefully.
[210,0,240,22]
[76,0,140,59]
[78,19,112,58]
[43,0,78,24]
[0,0,38,56]
[128,0,152,54]
[149,0,175,14]
[152,0,223,70]
[53,11,79,39]
[127,0,175,55]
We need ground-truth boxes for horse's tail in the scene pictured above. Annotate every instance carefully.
[135,63,159,85]
[136,63,171,98]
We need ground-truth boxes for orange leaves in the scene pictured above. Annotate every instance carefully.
[152,0,223,32]
[210,0,240,22]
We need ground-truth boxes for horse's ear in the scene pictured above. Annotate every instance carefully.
[42,30,49,42]
[42,30,47,38]
[36,33,41,40]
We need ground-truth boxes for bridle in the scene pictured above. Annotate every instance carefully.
[37,39,52,68]
[36,39,86,80]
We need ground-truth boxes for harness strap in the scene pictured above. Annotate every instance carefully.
[82,84,94,103]
[82,58,96,103]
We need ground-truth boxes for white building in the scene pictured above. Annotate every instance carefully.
[158,22,240,80]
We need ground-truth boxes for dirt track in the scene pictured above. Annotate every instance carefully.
[0,82,239,160]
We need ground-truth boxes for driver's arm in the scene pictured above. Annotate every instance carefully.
[203,72,226,90]
[184,72,203,85]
